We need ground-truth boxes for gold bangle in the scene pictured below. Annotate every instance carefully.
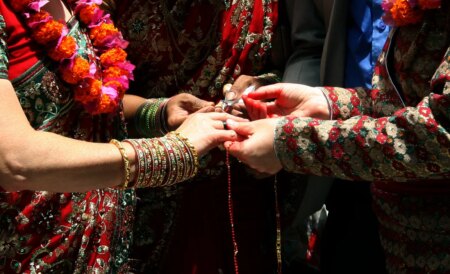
[110,139,131,189]
[172,131,199,179]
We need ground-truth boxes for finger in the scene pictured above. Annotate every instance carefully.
[214,120,227,130]
[196,106,216,113]
[224,140,246,160]
[243,96,267,120]
[247,84,283,100]
[229,109,244,117]
[266,104,280,117]
[191,97,215,109]
[231,75,254,93]
[242,96,256,119]
[204,112,248,122]
[213,129,239,143]
[225,119,254,136]
[231,103,248,119]
[249,96,268,119]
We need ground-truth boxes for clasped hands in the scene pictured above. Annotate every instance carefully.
[170,77,331,175]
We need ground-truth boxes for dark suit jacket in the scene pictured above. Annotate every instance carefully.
[280,0,348,231]
[283,0,348,86]
[281,1,386,273]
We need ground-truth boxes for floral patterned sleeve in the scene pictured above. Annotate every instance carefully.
[319,86,374,120]
[0,15,8,79]
[274,46,450,182]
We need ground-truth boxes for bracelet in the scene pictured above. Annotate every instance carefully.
[123,133,199,188]
[135,98,168,137]
[110,139,131,189]
[160,99,170,134]
[171,131,199,179]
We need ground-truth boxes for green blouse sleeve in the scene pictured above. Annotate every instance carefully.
[0,15,8,79]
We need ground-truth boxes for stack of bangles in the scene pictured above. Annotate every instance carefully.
[134,98,169,137]
[110,131,199,189]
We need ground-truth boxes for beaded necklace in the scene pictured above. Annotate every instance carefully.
[225,145,283,274]
[10,0,134,115]
[382,0,441,26]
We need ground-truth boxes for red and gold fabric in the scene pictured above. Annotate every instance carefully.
[275,6,450,273]
[112,1,284,273]
[0,2,134,273]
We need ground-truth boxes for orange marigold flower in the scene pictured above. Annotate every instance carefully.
[74,78,102,103]
[105,80,126,96]
[103,66,125,79]
[79,4,99,25]
[28,10,51,25]
[60,57,90,84]
[96,94,117,114]
[390,0,423,26]
[48,36,77,61]
[100,48,127,66]
[10,0,33,11]
[33,20,64,45]
[90,23,119,45]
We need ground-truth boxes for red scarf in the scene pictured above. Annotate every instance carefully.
[114,0,278,101]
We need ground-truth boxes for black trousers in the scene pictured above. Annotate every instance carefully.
[320,180,387,274]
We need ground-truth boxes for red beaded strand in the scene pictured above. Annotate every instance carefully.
[225,144,283,274]
[274,175,283,274]
[225,144,239,274]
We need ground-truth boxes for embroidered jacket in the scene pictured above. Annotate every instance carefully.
[275,7,450,274]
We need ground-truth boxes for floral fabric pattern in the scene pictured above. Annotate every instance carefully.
[275,7,450,273]
[0,12,135,274]
[115,0,277,100]
[113,1,287,273]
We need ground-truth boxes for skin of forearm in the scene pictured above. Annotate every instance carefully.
[122,94,149,120]
[0,129,137,192]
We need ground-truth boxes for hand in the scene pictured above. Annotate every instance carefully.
[218,75,265,117]
[166,93,215,131]
[176,112,246,157]
[242,83,330,121]
[224,118,283,175]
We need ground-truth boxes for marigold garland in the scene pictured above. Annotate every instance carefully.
[382,0,441,26]
[11,0,134,115]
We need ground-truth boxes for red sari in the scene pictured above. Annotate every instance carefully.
[113,0,282,273]
[0,2,134,273]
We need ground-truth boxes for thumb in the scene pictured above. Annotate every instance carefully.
[196,105,216,113]
[191,97,214,110]
[199,98,215,108]
[226,119,254,137]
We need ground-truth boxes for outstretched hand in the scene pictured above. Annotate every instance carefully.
[166,93,215,131]
[176,112,246,157]
[224,118,283,175]
[242,83,330,121]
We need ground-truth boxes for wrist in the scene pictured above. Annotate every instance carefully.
[315,87,333,120]
[110,139,134,189]
[134,98,169,137]
[122,141,138,184]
